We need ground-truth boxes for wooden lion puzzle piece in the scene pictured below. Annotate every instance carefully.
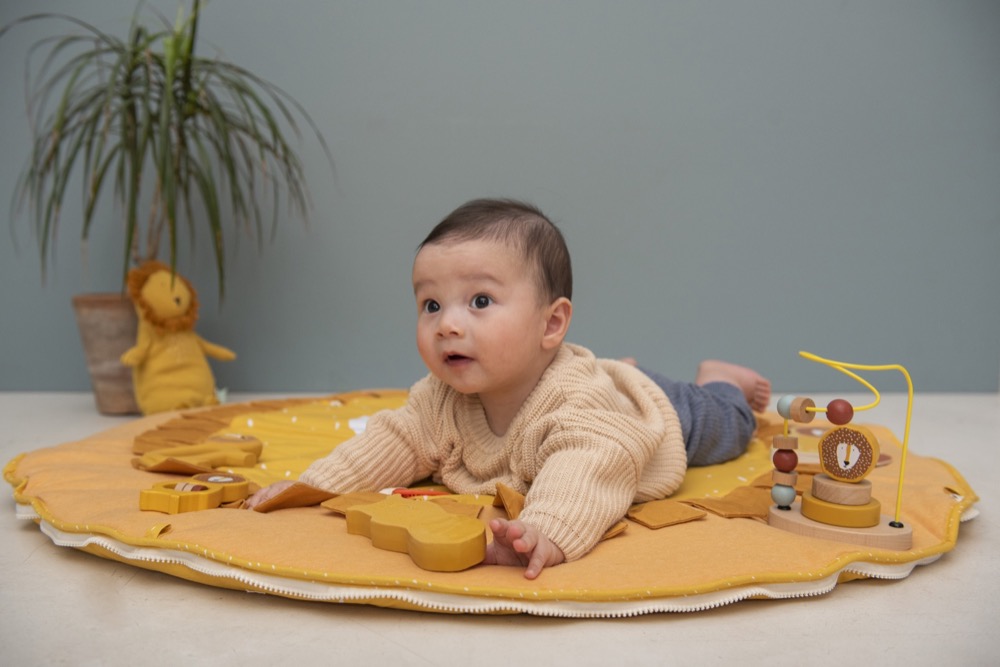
[344,495,487,572]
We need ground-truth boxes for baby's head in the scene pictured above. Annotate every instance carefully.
[413,199,574,428]
[418,198,572,305]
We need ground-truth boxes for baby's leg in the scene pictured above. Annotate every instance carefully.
[641,366,765,467]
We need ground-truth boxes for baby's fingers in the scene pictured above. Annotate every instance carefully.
[523,549,548,580]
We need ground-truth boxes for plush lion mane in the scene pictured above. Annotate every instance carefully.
[126,260,200,333]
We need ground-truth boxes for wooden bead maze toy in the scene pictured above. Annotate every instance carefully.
[766,352,914,550]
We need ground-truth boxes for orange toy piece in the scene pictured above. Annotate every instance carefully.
[345,495,486,572]
[133,436,263,474]
[140,473,249,514]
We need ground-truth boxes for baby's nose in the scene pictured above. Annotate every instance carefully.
[437,308,463,336]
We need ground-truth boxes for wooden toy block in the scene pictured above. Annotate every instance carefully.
[789,397,816,423]
[771,435,799,450]
[811,474,872,506]
[140,473,249,514]
[345,495,486,572]
[770,470,799,487]
[322,492,486,518]
[801,492,881,528]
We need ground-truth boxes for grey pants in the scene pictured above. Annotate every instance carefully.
[641,369,757,467]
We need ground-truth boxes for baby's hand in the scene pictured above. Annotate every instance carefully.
[485,518,565,579]
[245,480,297,510]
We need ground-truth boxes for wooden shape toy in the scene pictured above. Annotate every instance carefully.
[140,473,249,514]
[811,474,872,506]
[816,424,880,483]
[800,492,881,528]
[345,495,486,572]
[766,352,916,551]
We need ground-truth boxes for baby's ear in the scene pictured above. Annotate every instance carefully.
[541,297,573,350]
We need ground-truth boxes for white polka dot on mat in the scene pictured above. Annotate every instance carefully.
[349,416,369,434]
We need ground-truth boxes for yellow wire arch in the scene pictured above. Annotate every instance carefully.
[797,351,914,525]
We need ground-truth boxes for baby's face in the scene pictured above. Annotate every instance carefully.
[412,239,553,403]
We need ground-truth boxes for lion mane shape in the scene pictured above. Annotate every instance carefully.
[127,260,199,333]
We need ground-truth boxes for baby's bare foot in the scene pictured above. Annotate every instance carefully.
[696,360,771,412]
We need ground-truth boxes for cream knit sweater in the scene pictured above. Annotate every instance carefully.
[299,343,686,561]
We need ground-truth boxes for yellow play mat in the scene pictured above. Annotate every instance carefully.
[4,390,978,617]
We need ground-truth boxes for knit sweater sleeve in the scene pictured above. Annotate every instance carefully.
[298,378,441,492]
[516,412,654,561]
[513,348,686,561]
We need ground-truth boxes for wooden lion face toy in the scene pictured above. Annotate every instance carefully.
[121,261,236,415]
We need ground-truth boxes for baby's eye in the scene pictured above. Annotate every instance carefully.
[422,300,440,314]
[471,294,493,309]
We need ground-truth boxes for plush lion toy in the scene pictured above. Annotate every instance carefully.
[120,260,236,415]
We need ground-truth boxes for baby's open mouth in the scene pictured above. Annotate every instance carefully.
[445,353,471,363]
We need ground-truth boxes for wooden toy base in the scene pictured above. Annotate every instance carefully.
[768,499,913,551]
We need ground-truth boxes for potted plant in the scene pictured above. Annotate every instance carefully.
[2,0,332,413]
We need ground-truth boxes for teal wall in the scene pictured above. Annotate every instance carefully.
[2,1,998,394]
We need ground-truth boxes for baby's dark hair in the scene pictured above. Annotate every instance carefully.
[418,198,573,303]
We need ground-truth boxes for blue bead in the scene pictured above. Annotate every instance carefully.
[771,484,797,508]
[776,395,796,419]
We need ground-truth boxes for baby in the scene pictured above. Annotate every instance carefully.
[247,198,770,578]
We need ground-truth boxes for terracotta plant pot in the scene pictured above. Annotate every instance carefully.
[71,293,140,415]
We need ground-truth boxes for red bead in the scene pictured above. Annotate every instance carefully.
[772,448,798,472]
[826,398,854,425]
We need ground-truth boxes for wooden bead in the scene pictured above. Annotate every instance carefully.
[771,470,799,487]
[789,396,816,423]
[771,435,799,450]
[772,448,799,472]
[826,398,854,425]
[776,395,796,419]
[770,484,797,509]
